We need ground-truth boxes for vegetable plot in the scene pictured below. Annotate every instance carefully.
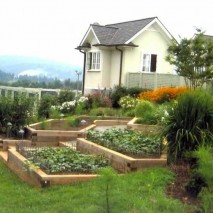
[87,128,162,157]
[27,147,109,174]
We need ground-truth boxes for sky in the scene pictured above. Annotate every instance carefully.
[0,0,212,67]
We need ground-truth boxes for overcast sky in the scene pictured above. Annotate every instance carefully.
[0,0,212,66]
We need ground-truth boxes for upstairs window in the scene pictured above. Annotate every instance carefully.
[142,54,157,72]
[87,52,100,70]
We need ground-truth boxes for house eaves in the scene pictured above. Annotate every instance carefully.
[79,25,101,47]
[93,43,138,48]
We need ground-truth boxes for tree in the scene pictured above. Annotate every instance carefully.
[166,30,213,89]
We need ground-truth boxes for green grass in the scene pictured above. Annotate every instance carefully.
[0,161,193,213]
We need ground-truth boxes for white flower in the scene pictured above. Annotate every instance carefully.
[164,110,169,116]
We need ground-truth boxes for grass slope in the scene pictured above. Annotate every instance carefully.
[0,161,192,213]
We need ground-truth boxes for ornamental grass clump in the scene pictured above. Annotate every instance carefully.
[162,90,213,164]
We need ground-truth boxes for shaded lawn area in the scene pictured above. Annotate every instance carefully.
[0,161,193,213]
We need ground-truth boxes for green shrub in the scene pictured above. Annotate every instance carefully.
[135,100,154,117]
[186,146,213,212]
[126,87,147,97]
[38,94,57,119]
[0,96,13,131]
[75,96,89,115]
[134,102,172,125]
[0,94,35,134]
[122,108,135,117]
[110,86,128,108]
[58,90,75,104]
[110,86,147,108]
[135,111,159,125]
[49,106,61,119]
[89,107,121,117]
[66,116,81,127]
[39,120,51,130]
[9,94,35,134]
[163,90,213,164]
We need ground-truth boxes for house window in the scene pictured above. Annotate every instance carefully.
[87,52,100,70]
[142,54,157,72]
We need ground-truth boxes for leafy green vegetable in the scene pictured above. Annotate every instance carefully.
[87,128,161,157]
[28,147,109,174]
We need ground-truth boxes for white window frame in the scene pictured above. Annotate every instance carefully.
[86,51,101,71]
[141,53,157,72]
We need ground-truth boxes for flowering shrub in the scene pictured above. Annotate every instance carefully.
[78,96,89,103]
[75,96,89,114]
[50,96,90,116]
[60,100,76,114]
[119,95,139,110]
[138,87,188,103]
[88,92,112,108]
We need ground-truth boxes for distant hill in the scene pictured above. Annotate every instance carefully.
[0,55,82,81]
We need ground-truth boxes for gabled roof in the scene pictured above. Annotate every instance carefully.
[77,17,174,49]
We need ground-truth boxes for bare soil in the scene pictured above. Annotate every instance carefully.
[166,163,200,207]
[32,117,94,131]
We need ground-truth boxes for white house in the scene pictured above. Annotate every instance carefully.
[76,17,176,94]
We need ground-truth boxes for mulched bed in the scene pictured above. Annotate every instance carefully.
[166,163,200,207]
[32,117,94,131]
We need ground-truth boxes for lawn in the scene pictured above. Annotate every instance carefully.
[0,161,193,213]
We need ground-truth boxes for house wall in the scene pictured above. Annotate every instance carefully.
[109,50,120,88]
[83,23,175,93]
[84,38,103,92]
[122,25,174,85]
[101,49,112,89]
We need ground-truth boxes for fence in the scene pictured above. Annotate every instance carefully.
[126,72,186,89]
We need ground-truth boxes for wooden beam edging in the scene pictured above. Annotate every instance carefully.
[77,138,167,173]
[6,148,97,188]
[94,120,129,126]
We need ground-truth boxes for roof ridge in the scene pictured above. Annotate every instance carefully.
[106,16,157,26]
[91,24,118,29]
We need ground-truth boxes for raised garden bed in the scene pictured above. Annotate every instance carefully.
[20,146,109,175]
[6,141,111,187]
[30,117,94,131]
[25,117,96,146]
[25,117,131,146]
[86,128,162,158]
[127,117,163,134]
[77,128,166,173]
[77,138,166,173]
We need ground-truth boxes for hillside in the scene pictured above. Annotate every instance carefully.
[0,55,82,81]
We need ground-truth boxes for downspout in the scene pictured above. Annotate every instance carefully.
[115,46,123,86]
[79,50,86,95]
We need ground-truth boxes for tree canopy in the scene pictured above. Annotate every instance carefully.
[166,30,213,89]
